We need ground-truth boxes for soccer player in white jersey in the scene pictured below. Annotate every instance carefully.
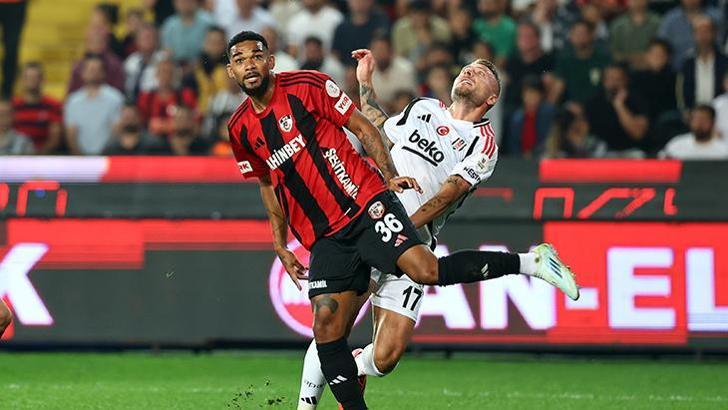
[296,49,579,409]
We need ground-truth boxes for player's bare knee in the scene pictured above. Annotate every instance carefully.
[312,295,347,342]
[407,261,438,285]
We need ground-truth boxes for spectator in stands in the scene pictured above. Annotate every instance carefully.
[712,72,728,139]
[11,63,63,154]
[448,6,477,65]
[608,0,660,70]
[424,65,453,105]
[507,75,555,157]
[586,63,649,156]
[528,0,577,52]
[391,89,417,113]
[203,77,244,138]
[208,112,233,157]
[0,99,34,155]
[137,59,197,138]
[121,8,145,58]
[0,0,27,98]
[68,27,126,94]
[261,27,299,73]
[505,21,555,111]
[580,3,609,46]
[124,23,167,102]
[553,19,610,104]
[658,0,722,70]
[677,16,728,111]
[161,0,213,64]
[269,0,303,33]
[167,105,209,155]
[145,0,175,27]
[300,37,346,84]
[187,26,229,112]
[286,0,344,57]
[392,0,450,62]
[332,0,389,66]
[631,39,677,122]
[417,42,455,83]
[89,3,124,58]
[369,34,418,109]
[661,104,728,159]
[103,104,167,155]
[64,55,125,155]
[217,0,277,39]
[473,0,516,63]
[543,103,606,158]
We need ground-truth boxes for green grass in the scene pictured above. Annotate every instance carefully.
[1,352,727,409]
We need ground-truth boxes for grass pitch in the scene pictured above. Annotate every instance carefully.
[1,351,726,409]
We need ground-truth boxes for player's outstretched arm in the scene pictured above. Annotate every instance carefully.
[258,175,308,290]
[409,175,472,229]
[352,48,393,150]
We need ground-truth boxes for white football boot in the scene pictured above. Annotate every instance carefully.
[532,243,580,300]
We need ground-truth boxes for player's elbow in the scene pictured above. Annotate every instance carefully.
[0,305,12,334]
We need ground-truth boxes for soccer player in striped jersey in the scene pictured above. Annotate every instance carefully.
[295,49,580,409]
[226,31,578,410]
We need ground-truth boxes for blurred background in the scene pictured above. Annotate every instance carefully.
[1,0,727,368]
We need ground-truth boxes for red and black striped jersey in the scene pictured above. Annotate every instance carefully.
[228,70,387,249]
[11,96,62,151]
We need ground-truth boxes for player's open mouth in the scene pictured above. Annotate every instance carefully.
[461,79,473,86]
[244,73,261,84]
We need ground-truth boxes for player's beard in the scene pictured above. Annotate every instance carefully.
[240,73,271,99]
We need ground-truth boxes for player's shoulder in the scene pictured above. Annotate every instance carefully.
[391,97,445,127]
[276,70,329,90]
[227,98,251,131]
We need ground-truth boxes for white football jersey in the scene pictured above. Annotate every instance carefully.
[383,98,498,239]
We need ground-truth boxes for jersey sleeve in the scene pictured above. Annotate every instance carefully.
[308,73,355,127]
[382,116,403,145]
[451,124,499,188]
[229,123,269,180]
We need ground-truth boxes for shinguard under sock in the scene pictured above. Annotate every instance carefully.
[438,250,520,286]
[298,340,326,409]
[317,338,368,410]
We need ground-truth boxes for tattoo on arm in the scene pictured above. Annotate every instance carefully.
[359,83,393,150]
[410,176,471,228]
[313,295,339,314]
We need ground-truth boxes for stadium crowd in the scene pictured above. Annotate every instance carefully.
[2,0,728,160]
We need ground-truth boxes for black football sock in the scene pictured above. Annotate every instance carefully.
[437,250,520,286]
[317,337,367,410]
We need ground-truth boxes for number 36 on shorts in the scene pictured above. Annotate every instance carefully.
[374,213,404,242]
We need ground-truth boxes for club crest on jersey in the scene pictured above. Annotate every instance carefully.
[368,201,385,220]
[437,125,450,136]
[452,137,466,151]
[278,115,293,133]
[325,80,341,98]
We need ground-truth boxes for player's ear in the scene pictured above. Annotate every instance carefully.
[226,64,235,79]
[486,94,498,107]
[267,53,276,71]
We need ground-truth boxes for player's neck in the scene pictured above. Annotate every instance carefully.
[249,74,276,113]
[448,101,486,123]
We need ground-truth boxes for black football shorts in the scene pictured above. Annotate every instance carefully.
[307,190,423,299]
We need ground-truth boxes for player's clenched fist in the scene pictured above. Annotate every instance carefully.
[351,49,375,84]
[276,248,308,290]
[388,176,422,194]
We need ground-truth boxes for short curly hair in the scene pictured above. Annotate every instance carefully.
[472,58,501,96]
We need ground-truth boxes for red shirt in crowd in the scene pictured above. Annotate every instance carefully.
[11,95,63,151]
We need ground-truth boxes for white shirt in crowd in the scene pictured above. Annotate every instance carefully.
[660,132,728,160]
[123,50,168,97]
[371,57,417,105]
[695,54,716,105]
[274,51,299,73]
[64,85,124,155]
[286,5,343,52]
[217,5,277,38]
[713,92,728,138]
